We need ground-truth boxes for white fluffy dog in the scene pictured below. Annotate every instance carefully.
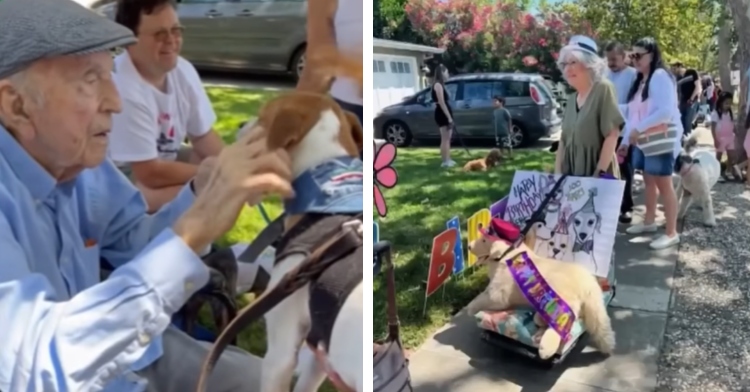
[675,136,720,227]
[467,235,615,359]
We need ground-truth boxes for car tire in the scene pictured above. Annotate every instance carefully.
[291,45,306,82]
[509,122,527,148]
[382,121,412,147]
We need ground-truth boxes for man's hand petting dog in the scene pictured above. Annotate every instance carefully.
[176,127,294,253]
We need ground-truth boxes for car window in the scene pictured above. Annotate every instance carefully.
[500,80,530,97]
[463,81,495,101]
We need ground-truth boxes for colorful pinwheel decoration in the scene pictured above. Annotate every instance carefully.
[374,141,398,217]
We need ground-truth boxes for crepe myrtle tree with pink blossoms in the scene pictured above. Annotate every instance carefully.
[406,0,595,81]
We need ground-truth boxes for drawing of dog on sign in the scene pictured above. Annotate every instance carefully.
[545,206,573,260]
[569,189,602,273]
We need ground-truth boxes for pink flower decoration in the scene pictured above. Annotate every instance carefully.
[374,141,398,217]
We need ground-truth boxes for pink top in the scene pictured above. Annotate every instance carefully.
[627,84,648,130]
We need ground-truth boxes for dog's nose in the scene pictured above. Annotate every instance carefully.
[552,248,559,254]
[579,233,587,240]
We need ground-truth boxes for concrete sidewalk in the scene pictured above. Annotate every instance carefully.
[406,129,719,392]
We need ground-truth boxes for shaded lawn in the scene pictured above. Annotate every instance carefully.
[199,86,337,391]
[373,148,554,349]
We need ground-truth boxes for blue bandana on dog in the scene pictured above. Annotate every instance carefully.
[284,156,363,215]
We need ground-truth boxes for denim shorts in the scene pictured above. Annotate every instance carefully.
[631,147,675,176]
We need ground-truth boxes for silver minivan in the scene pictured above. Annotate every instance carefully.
[97,0,307,79]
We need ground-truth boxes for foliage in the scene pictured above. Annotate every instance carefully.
[404,0,719,78]
[405,0,594,80]
[549,0,718,68]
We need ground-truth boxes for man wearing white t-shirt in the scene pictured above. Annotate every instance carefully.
[109,0,224,212]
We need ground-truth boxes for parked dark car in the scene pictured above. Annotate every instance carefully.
[373,73,561,148]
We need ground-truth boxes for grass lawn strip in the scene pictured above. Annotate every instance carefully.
[373,148,555,349]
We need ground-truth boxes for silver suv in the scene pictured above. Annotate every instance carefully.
[374,73,561,148]
[96,0,307,79]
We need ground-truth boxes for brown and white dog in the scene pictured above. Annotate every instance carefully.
[244,48,364,392]
[463,149,502,172]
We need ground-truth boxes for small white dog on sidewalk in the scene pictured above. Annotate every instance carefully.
[674,136,721,226]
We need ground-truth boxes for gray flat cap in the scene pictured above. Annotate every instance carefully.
[0,0,136,79]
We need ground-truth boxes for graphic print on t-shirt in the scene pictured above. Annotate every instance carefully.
[156,112,180,160]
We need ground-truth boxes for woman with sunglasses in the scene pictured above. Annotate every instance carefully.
[555,36,624,178]
[620,37,683,249]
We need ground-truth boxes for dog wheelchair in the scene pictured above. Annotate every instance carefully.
[473,177,617,367]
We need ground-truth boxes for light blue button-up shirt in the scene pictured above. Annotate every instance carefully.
[0,126,210,391]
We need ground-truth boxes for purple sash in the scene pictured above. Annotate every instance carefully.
[506,252,576,342]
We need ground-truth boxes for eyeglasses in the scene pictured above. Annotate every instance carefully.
[629,52,649,61]
[559,60,580,68]
[142,25,185,42]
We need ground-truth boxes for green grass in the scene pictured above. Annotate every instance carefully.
[373,148,555,349]
[200,86,335,391]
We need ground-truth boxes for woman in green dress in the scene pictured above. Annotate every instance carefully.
[554,36,624,177]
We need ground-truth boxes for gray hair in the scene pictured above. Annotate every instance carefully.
[557,46,607,83]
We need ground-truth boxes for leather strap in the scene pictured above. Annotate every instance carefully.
[195,216,363,392]
[374,241,399,341]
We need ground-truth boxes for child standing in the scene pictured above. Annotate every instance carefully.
[492,96,513,156]
[711,92,741,181]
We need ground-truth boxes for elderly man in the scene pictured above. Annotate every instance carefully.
[108,0,225,213]
[0,0,293,391]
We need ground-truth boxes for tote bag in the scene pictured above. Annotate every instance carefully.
[637,122,679,156]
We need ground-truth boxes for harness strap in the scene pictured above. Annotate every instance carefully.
[235,214,285,294]
[195,214,363,392]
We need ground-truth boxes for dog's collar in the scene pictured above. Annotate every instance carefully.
[683,162,698,177]
[284,156,363,215]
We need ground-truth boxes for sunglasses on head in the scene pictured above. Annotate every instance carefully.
[629,52,649,61]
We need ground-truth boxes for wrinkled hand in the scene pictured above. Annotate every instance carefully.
[176,125,294,252]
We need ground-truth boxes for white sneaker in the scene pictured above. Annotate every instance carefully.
[442,160,457,168]
[625,223,658,234]
[649,234,680,250]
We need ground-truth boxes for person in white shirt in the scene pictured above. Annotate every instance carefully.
[620,37,683,250]
[109,0,224,213]
[604,41,638,224]
[298,0,363,129]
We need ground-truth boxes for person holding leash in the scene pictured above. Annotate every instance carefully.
[0,0,293,390]
[432,63,456,168]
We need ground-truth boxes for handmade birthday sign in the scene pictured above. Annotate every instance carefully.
[507,252,575,342]
[446,217,465,274]
[503,171,624,277]
[426,228,457,297]
[490,197,508,219]
[466,209,491,267]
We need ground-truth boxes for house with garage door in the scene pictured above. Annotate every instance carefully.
[373,38,445,114]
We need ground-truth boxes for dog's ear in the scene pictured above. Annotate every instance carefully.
[595,213,602,233]
[266,109,306,150]
[343,110,363,152]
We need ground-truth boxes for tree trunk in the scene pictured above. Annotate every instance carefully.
[718,15,732,92]
[728,0,750,160]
